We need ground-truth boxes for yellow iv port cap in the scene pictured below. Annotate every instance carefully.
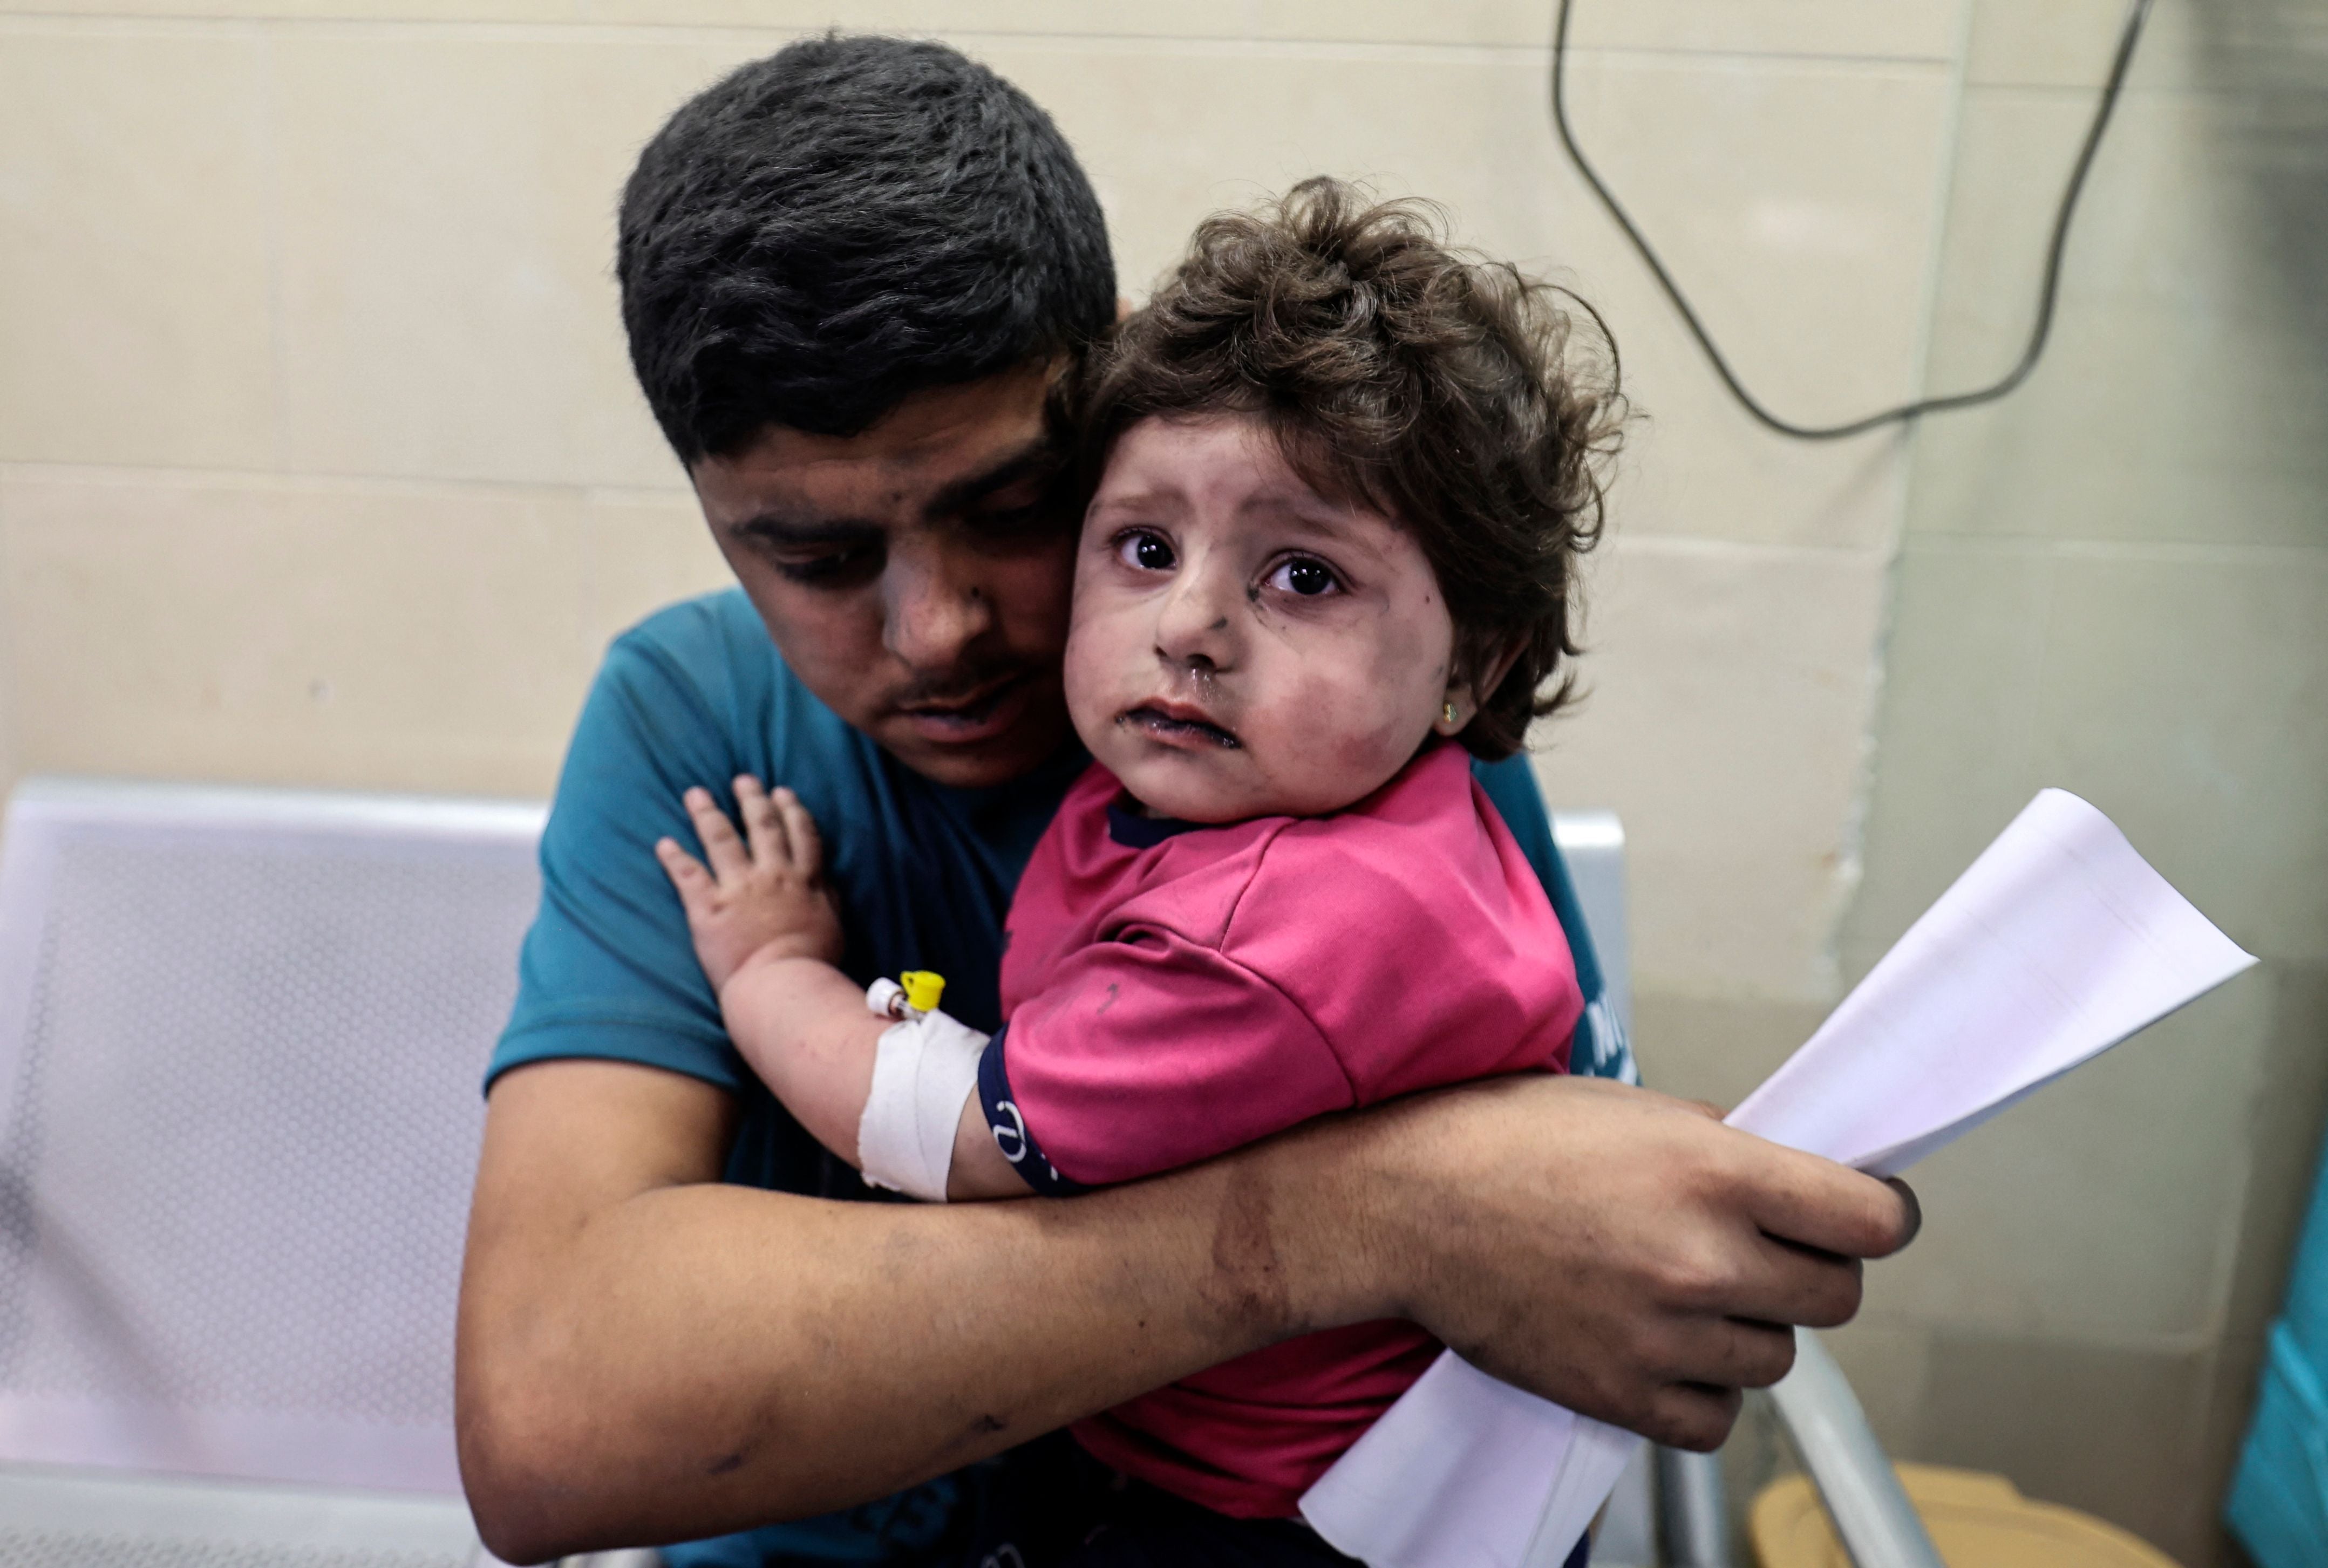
[899,971,945,1013]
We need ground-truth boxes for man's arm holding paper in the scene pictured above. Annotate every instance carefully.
[459,1065,1911,1560]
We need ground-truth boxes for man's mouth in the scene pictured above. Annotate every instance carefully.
[1120,700,1240,750]
[896,670,1032,742]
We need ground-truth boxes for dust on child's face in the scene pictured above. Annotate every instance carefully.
[1064,412,1457,824]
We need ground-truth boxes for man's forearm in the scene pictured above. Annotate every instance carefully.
[455,1060,1371,1563]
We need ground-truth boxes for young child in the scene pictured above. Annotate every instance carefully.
[655,178,1623,1565]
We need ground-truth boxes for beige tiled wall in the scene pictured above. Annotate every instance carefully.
[1824,2,2328,1563]
[2,2,2320,1562]
[0,1,1966,1001]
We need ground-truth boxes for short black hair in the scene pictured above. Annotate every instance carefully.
[618,34,1117,463]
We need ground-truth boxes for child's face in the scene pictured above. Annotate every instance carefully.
[1065,412,1459,823]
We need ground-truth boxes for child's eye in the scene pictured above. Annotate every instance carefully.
[1116,530,1176,571]
[1265,556,1342,597]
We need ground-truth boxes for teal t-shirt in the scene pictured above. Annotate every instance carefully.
[488,588,1633,1565]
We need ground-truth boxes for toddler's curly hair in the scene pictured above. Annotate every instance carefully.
[1072,176,1626,759]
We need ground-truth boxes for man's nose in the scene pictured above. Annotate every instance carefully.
[883,546,996,671]
[1153,567,1239,676]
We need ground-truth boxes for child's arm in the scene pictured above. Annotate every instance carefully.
[654,776,1027,1201]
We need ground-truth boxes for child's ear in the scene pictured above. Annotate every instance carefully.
[1435,636,1529,737]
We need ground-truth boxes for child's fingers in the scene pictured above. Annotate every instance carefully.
[772,787,824,876]
[683,786,751,880]
[654,837,713,908]
[734,774,791,865]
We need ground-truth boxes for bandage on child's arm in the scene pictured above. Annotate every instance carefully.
[715,955,1030,1202]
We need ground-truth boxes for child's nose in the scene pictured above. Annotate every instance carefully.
[1152,572,1238,674]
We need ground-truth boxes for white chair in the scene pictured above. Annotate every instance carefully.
[0,780,1930,1568]
[0,776,543,1565]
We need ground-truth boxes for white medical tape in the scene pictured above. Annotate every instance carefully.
[856,1003,989,1202]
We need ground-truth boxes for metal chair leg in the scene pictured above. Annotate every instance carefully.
[1656,1446,1733,1567]
[1766,1331,1944,1568]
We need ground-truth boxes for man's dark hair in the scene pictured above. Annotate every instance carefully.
[618,35,1116,463]
[1074,177,1625,760]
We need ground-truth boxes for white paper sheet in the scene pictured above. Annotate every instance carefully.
[1301,789,2257,1567]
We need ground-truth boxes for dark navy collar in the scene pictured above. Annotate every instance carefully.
[1106,797,1210,849]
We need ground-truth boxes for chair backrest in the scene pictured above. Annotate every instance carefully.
[0,778,543,1495]
[1549,812,1660,1568]
[1550,810,1631,1038]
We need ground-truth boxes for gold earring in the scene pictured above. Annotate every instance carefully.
[1443,701,1459,725]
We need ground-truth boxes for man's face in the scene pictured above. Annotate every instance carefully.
[690,362,1079,788]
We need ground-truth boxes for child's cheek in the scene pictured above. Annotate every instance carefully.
[1276,658,1422,788]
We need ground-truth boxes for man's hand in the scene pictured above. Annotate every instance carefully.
[1268,1072,1919,1451]
[656,776,843,987]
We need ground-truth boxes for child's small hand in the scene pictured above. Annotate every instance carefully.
[656,776,844,990]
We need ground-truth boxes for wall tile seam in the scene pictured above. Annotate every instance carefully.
[0,483,21,788]
[1605,534,1895,565]
[0,462,692,506]
[0,7,269,34]
[255,21,290,476]
[1818,0,1976,1012]
[1630,984,1841,1010]
[1907,533,2328,566]
[0,13,1963,73]
[1848,1304,2250,1359]
[2193,1148,2264,1356]
[1624,977,1843,1010]
[0,469,1959,564]
[1959,76,2319,105]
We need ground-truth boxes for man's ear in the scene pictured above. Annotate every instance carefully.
[1117,296,1136,322]
[1435,635,1529,737]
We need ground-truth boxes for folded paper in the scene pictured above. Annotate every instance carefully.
[1302,789,2257,1568]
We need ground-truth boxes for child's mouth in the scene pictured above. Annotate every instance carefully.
[1121,704,1240,749]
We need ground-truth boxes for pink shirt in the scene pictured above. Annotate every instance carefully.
[981,741,1583,1517]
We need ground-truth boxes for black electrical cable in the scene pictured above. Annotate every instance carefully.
[1550,0,2155,440]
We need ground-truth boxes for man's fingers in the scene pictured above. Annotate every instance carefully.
[1642,1306,1800,1394]
[1595,1317,1793,1450]
[1708,1314,1800,1390]
[1741,1139,1920,1262]
[733,775,790,865]
[773,788,823,876]
[1740,1236,1867,1330]
[683,787,750,880]
[1632,1382,1744,1453]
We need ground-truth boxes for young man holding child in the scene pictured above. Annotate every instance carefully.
[453,34,1917,1568]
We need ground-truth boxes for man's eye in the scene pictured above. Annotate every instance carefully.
[774,547,881,585]
[1265,557,1342,597]
[1117,531,1175,571]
